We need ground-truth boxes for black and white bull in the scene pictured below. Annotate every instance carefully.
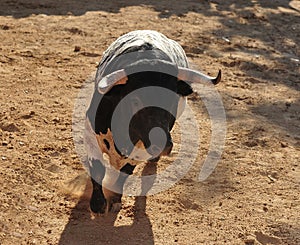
[84,30,221,213]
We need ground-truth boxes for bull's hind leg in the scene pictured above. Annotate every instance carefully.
[89,159,107,213]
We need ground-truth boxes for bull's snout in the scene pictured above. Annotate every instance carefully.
[148,138,173,157]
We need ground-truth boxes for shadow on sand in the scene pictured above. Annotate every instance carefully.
[1,0,297,19]
[59,163,157,245]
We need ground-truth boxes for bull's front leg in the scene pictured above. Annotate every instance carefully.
[89,158,107,213]
[102,163,136,212]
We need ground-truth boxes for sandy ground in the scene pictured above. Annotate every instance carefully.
[0,1,299,244]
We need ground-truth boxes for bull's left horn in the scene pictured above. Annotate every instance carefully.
[97,69,128,94]
[178,67,221,85]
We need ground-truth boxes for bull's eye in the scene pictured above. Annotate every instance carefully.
[130,96,143,114]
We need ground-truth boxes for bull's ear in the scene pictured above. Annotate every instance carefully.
[177,80,193,96]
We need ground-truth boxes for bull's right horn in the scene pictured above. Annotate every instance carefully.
[178,67,221,85]
[97,69,128,94]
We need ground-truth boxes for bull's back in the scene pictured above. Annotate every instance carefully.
[96,30,189,82]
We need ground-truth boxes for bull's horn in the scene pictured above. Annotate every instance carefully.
[178,67,221,85]
[97,69,128,94]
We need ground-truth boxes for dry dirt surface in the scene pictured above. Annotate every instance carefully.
[0,1,300,244]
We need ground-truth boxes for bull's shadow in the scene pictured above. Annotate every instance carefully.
[58,163,157,245]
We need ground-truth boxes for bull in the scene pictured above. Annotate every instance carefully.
[84,30,221,213]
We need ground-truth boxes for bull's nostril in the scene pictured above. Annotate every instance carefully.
[165,142,173,155]
[166,139,173,148]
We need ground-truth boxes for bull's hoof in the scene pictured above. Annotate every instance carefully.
[110,202,122,213]
[90,194,107,214]
[107,194,122,213]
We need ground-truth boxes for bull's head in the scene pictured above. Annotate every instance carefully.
[94,53,221,163]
